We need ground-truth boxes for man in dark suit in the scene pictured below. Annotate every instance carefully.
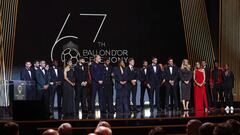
[126,58,139,112]
[49,60,63,118]
[74,57,89,114]
[35,60,51,117]
[102,58,114,114]
[91,55,104,113]
[139,60,150,111]
[164,58,179,111]
[147,57,164,112]
[114,59,130,116]
[201,60,212,109]
[20,61,36,100]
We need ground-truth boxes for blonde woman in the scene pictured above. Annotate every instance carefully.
[179,59,192,111]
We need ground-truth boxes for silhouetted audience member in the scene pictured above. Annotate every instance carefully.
[187,119,202,135]
[213,123,233,135]
[97,121,111,129]
[226,119,240,135]
[148,127,165,135]
[94,126,112,135]
[42,129,59,135]
[3,122,19,135]
[58,123,72,135]
[199,122,215,135]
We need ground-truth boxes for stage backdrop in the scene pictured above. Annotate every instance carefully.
[14,0,187,69]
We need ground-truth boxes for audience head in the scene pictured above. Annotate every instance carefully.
[213,123,233,135]
[186,119,202,135]
[42,129,59,135]
[58,123,72,135]
[94,126,112,135]
[199,122,215,135]
[97,121,111,129]
[226,119,240,135]
[148,127,165,135]
[3,122,19,135]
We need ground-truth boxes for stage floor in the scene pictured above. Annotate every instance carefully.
[0,106,240,120]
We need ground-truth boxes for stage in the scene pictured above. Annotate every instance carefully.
[1,107,240,135]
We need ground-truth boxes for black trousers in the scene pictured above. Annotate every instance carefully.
[205,82,212,108]
[224,87,233,107]
[165,83,178,109]
[212,84,223,107]
[36,89,50,116]
[102,84,114,113]
[130,84,137,109]
[140,82,150,108]
[49,85,62,115]
[75,84,88,113]
[116,85,130,114]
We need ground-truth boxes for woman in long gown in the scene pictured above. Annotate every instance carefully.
[179,59,192,111]
[62,59,75,118]
[193,62,208,112]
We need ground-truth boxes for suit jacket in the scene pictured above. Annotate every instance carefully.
[147,64,164,87]
[164,65,179,84]
[20,67,35,81]
[139,67,148,82]
[203,66,210,83]
[113,67,129,90]
[74,64,88,84]
[222,70,234,89]
[102,65,113,85]
[35,68,51,90]
[91,62,103,84]
[49,66,64,84]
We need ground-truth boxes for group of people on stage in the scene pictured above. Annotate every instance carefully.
[20,55,235,118]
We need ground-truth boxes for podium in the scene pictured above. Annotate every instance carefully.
[0,80,49,120]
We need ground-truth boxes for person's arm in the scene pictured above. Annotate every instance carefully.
[64,67,74,86]
[201,70,206,86]
[193,70,199,86]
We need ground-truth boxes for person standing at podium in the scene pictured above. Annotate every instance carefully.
[20,60,36,100]
[35,60,51,117]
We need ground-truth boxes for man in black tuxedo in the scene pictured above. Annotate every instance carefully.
[201,60,212,109]
[164,58,179,111]
[147,57,164,112]
[35,60,51,117]
[126,58,139,112]
[49,60,63,118]
[20,61,36,100]
[102,58,114,114]
[74,57,89,114]
[139,60,150,111]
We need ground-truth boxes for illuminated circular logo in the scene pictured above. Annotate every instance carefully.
[61,48,80,64]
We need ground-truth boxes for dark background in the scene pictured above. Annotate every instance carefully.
[14,0,187,70]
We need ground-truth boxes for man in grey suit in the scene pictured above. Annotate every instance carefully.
[35,60,51,117]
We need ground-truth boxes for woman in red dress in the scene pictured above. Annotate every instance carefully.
[193,62,208,112]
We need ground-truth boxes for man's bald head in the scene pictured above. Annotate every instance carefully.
[94,126,112,135]
[58,123,72,135]
[42,129,59,135]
